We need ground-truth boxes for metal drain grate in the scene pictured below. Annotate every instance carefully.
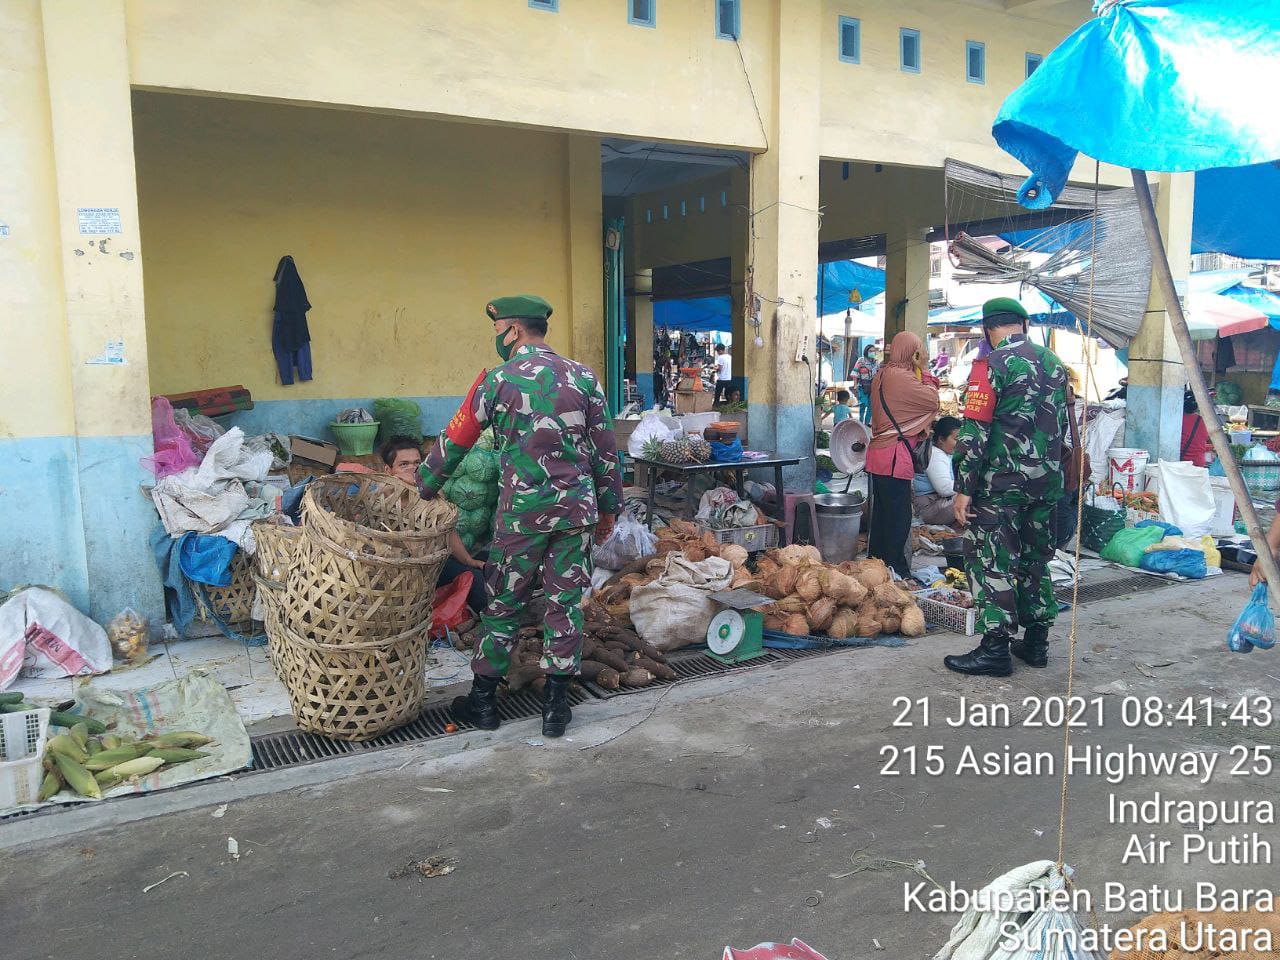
[1056,572,1177,606]
[248,686,592,772]
[581,649,782,699]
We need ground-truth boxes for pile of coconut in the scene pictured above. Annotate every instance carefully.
[755,546,926,639]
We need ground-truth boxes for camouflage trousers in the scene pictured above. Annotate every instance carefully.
[473,526,593,678]
[964,497,1058,637]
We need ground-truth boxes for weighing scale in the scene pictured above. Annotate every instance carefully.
[706,588,771,664]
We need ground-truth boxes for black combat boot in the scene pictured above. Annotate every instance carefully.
[542,675,574,738]
[943,631,1013,677]
[451,674,502,730]
[1010,623,1050,668]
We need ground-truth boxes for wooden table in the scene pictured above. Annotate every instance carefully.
[632,454,805,526]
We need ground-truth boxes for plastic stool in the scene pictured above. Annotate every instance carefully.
[783,493,823,553]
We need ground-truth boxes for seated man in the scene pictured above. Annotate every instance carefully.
[913,416,962,526]
[380,436,487,614]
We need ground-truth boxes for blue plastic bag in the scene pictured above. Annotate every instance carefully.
[711,438,744,463]
[1135,519,1183,538]
[1227,584,1277,654]
[1139,548,1206,580]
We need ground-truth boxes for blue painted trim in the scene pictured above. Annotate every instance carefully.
[966,40,986,84]
[746,401,816,488]
[528,0,558,11]
[223,395,465,442]
[1025,52,1043,78]
[628,0,655,28]
[900,28,921,73]
[838,16,861,64]
[715,0,740,40]
[1125,381,1183,463]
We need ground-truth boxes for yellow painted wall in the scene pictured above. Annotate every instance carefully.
[124,0,776,152]
[0,0,74,440]
[134,93,602,400]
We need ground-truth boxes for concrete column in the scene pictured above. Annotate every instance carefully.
[746,0,821,487]
[43,0,160,621]
[1126,173,1194,462]
[632,270,655,408]
[729,203,750,401]
[884,220,930,341]
[566,134,605,377]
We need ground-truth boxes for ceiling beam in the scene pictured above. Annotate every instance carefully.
[1004,0,1068,11]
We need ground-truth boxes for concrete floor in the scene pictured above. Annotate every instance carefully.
[3,573,1276,960]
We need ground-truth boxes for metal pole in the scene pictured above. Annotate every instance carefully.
[1130,169,1280,596]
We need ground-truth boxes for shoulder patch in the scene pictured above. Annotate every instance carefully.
[963,358,996,424]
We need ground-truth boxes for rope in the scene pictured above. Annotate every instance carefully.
[1057,159,1102,872]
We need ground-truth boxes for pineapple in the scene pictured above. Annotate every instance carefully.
[641,436,664,463]
[658,439,690,464]
[686,436,712,463]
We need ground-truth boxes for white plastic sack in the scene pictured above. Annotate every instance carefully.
[628,554,733,652]
[0,588,112,689]
[627,411,682,458]
[933,860,1105,960]
[1152,458,1216,538]
[592,514,658,570]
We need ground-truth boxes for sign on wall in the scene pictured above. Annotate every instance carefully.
[77,207,122,235]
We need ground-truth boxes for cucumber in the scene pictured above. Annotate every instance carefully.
[0,692,25,705]
[0,701,107,734]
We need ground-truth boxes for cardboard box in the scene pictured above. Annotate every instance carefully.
[289,435,339,469]
[673,390,714,414]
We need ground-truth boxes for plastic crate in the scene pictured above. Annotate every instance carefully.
[0,708,51,810]
[696,521,779,553]
[913,590,978,637]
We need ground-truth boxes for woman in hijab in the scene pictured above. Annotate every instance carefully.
[866,331,940,578]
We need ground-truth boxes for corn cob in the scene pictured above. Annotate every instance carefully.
[100,734,122,750]
[145,731,214,749]
[84,745,151,771]
[85,739,103,756]
[54,753,101,799]
[37,770,62,802]
[146,747,209,764]
[106,756,165,780]
[47,734,88,764]
[69,722,89,751]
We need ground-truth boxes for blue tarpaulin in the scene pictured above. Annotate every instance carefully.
[1193,162,1280,258]
[653,296,731,333]
[992,0,1280,210]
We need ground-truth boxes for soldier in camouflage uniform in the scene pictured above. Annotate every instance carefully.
[422,295,623,736]
[945,297,1068,677]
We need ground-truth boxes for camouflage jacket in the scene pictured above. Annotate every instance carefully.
[423,344,623,535]
[953,334,1068,503]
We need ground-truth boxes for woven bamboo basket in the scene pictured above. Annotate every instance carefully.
[194,551,257,626]
[253,519,303,585]
[302,473,456,558]
[282,521,449,644]
[272,621,429,741]
[253,573,286,672]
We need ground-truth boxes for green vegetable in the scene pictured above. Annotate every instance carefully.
[50,711,106,735]
[0,692,25,705]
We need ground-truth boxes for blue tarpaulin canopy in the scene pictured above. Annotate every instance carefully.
[992,0,1280,211]
[928,289,1077,329]
[653,296,732,333]
[1192,162,1280,258]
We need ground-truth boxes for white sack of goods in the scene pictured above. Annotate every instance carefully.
[629,554,734,652]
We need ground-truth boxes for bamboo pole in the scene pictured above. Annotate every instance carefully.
[1130,169,1280,596]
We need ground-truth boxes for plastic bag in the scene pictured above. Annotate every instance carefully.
[141,397,201,479]
[1139,548,1207,579]
[627,411,681,458]
[1151,458,1216,537]
[0,587,113,688]
[1227,583,1276,653]
[173,407,226,457]
[592,514,658,570]
[106,608,149,663]
[430,573,474,640]
[373,398,423,447]
[1100,525,1165,567]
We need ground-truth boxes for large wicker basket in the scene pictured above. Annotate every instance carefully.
[302,473,456,557]
[272,622,429,741]
[253,519,303,585]
[194,551,257,627]
[282,522,449,645]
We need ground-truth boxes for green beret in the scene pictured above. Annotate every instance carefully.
[982,296,1029,322]
[485,294,553,323]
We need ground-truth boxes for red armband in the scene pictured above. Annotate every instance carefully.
[444,368,488,448]
[963,358,995,424]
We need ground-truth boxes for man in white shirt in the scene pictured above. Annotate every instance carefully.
[713,343,733,404]
[913,415,962,526]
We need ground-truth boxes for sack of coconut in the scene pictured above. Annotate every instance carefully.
[629,554,734,652]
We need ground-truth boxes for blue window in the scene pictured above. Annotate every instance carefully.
[838,16,861,64]
[680,200,687,217]
[699,195,706,213]
[900,28,921,73]
[629,0,655,27]
[645,209,652,224]
[966,41,985,84]
[716,0,740,40]
[662,204,669,221]
[1025,52,1043,78]
[528,0,558,10]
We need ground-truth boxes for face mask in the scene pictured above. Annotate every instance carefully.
[495,324,517,362]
